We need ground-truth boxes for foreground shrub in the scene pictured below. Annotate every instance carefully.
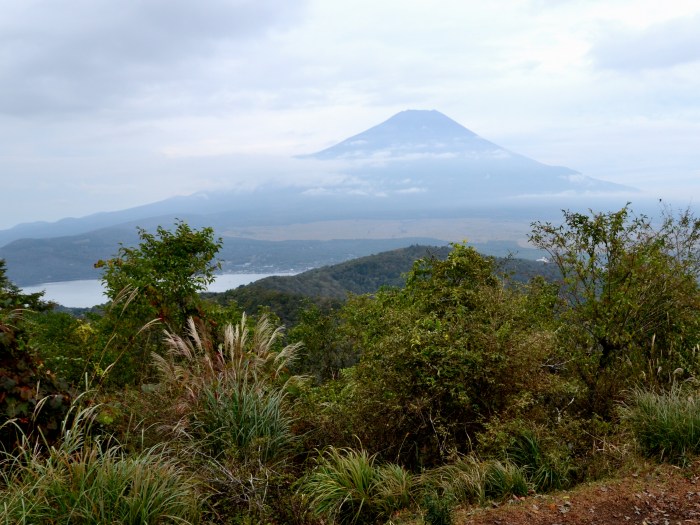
[419,456,486,505]
[154,315,302,521]
[0,404,201,524]
[299,447,414,524]
[421,491,454,525]
[621,385,700,463]
[338,244,560,466]
[484,460,529,499]
[530,206,700,416]
[0,263,72,451]
[509,431,572,491]
[154,314,301,464]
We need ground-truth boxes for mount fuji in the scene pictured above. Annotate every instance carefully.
[303,109,630,198]
[1,109,638,285]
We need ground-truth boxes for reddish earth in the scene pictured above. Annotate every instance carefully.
[459,463,700,525]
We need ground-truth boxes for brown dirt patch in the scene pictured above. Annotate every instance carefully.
[458,463,700,525]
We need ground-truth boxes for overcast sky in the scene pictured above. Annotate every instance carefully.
[1,0,699,230]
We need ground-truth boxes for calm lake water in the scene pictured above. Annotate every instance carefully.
[23,273,294,308]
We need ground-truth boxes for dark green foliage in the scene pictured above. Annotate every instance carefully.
[205,286,336,328]
[288,304,359,383]
[0,260,71,450]
[94,221,222,385]
[334,244,559,465]
[621,386,700,464]
[0,339,71,450]
[422,492,454,525]
[25,310,97,388]
[530,205,700,414]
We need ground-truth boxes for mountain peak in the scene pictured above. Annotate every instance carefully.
[376,109,478,138]
[307,109,486,160]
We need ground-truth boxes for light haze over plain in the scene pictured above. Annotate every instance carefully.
[1,0,699,230]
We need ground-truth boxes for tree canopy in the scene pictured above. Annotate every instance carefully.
[94,221,222,384]
[530,205,700,409]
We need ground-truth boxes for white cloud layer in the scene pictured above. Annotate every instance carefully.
[1,0,699,229]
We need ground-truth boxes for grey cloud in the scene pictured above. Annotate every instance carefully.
[590,14,700,71]
[0,0,305,116]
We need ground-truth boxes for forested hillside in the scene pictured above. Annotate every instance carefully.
[204,244,560,325]
[3,206,700,524]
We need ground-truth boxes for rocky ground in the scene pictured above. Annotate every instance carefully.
[458,463,700,525]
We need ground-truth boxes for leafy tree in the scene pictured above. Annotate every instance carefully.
[331,244,559,466]
[0,260,47,312]
[529,205,700,411]
[26,310,97,388]
[0,260,71,450]
[94,221,222,385]
[287,303,358,383]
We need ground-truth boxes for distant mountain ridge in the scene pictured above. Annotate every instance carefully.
[305,110,628,198]
[1,109,638,285]
[308,110,485,159]
[204,243,559,327]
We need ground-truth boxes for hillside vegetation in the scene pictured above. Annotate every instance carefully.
[203,244,559,326]
[2,204,700,524]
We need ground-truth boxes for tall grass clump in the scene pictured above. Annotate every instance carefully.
[419,455,486,505]
[0,403,201,525]
[195,380,294,463]
[299,446,414,524]
[509,431,571,491]
[154,314,301,464]
[153,315,303,520]
[483,460,529,499]
[620,385,700,464]
[419,454,529,506]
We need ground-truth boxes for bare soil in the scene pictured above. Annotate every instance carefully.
[458,462,700,525]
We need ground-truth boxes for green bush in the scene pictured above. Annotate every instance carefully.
[483,460,529,499]
[336,244,559,466]
[530,206,700,415]
[0,404,202,524]
[509,431,571,491]
[299,447,414,524]
[94,221,223,385]
[418,456,486,505]
[422,491,454,525]
[621,385,700,464]
[195,379,294,463]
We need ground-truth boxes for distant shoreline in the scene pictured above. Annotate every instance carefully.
[23,272,297,309]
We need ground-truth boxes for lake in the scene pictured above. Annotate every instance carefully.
[23,273,294,308]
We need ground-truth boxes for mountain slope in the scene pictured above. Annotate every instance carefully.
[0,230,446,286]
[204,243,559,326]
[306,110,630,197]
[1,109,636,248]
[0,110,638,284]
